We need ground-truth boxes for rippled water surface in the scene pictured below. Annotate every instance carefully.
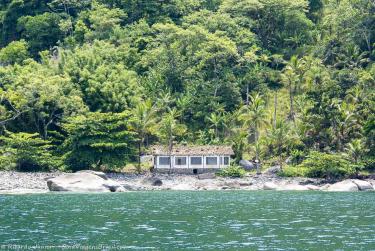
[0,191,375,250]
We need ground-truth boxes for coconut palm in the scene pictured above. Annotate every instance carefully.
[159,108,186,172]
[266,119,297,170]
[131,100,158,172]
[239,93,268,174]
[207,113,222,140]
[345,139,367,164]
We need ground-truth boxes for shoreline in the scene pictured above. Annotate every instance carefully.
[1,171,374,194]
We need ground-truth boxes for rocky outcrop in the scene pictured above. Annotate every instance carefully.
[239,160,255,171]
[141,176,163,186]
[351,179,374,191]
[263,182,278,190]
[280,184,309,191]
[326,180,359,192]
[198,173,216,180]
[46,171,124,192]
[264,166,281,175]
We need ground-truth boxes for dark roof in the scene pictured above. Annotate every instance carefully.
[150,145,234,156]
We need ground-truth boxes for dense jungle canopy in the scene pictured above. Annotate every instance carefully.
[0,0,374,177]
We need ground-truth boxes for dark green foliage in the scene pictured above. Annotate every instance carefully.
[0,132,61,171]
[0,0,373,176]
[17,12,63,56]
[62,112,137,171]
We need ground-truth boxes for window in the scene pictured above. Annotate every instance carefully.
[223,156,229,165]
[159,157,170,165]
[206,157,218,165]
[220,156,229,165]
[190,157,202,165]
[175,157,187,165]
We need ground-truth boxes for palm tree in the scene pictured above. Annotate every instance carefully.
[239,93,268,174]
[267,120,294,170]
[207,113,222,140]
[131,100,158,173]
[159,108,186,172]
[345,139,367,164]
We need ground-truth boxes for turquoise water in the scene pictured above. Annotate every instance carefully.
[0,191,374,250]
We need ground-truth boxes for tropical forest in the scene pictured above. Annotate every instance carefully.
[0,0,374,179]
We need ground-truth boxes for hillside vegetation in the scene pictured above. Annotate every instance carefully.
[0,0,374,177]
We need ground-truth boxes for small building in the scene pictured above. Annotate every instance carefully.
[150,145,234,174]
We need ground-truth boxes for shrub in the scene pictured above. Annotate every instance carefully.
[297,151,356,180]
[279,165,308,177]
[217,165,246,178]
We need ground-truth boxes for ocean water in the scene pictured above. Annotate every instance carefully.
[0,191,374,250]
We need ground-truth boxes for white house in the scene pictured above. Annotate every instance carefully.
[150,145,234,174]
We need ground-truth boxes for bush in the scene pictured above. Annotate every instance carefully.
[217,165,246,178]
[0,132,61,171]
[279,165,308,177]
[297,151,356,180]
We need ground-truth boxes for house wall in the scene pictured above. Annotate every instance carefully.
[154,155,231,171]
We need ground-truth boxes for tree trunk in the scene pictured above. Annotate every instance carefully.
[246,84,249,105]
[273,92,277,128]
[289,82,295,122]
[255,128,261,175]
[137,140,142,173]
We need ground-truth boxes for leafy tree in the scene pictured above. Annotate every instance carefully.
[0,131,60,171]
[62,112,137,171]
[17,13,63,56]
[0,39,29,65]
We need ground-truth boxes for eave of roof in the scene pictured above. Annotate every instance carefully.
[149,145,234,156]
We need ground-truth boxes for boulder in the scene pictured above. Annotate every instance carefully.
[280,184,309,191]
[198,173,216,180]
[46,172,122,192]
[224,181,241,189]
[172,183,196,190]
[306,185,321,190]
[141,176,163,186]
[265,166,281,175]
[327,180,359,192]
[239,160,255,171]
[352,179,374,191]
[76,170,108,180]
[263,182,278,190]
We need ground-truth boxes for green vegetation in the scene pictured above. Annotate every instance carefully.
[0,0,374,175]
[217,165,246,178]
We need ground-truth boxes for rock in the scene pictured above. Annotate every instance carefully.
[265,166,281,175]
[239,160,255,170]
[239,181,252,186]
[123,184,143,191]
[224,181,241,189]
[76,170,108,180]
[141,177,163,186]
[46,172,122,192]
[198,173,216,180]
[306,185,321,190]
[263,182,278,190]
[280,184,309,191]
[171,183,196,190]
[327,180,359,192]
[320,184,330,190]
[103,179,123,192]
[352,179,374,191]
[115,186,127,192]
